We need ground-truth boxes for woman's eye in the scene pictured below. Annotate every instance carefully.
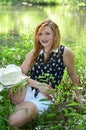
[38,33,42,36]
[46,32,50,35]
[38,32,50,36]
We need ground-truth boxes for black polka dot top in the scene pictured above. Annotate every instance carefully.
[28,45,65,90]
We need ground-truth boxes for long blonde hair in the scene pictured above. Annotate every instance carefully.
[29,19,60,68]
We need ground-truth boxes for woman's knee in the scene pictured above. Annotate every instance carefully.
[9,114,19,127]
[9,101,38,127]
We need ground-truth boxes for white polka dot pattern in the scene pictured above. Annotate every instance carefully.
[28,45,65,97]
[29,45,65,88]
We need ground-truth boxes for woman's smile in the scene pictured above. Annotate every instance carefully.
[38,26,54,50]
[41,40,48,44]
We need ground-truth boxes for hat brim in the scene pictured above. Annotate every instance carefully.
[4,75,29,89]
[0,65,29,88]
[0,67,29,89]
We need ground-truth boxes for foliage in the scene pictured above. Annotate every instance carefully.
[0,33,33,67]
[0,33,33,129]
[0,88,14,130]
[0,0,58,6]
[0,33,86,130]
[0,0,86,5]
[32,77,86,130]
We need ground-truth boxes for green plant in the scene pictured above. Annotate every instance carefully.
[0,33,33,67]
[0,33,86,130]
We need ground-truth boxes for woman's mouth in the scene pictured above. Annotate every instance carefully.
[41,40,48,43]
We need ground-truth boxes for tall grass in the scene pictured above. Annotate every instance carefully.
[0,33,86,130]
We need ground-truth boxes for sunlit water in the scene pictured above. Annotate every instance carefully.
[0,5,86,45]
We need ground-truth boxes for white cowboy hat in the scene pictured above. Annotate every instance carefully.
[0,64,28,89]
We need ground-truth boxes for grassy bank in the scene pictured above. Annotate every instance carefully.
[0,33,86,130]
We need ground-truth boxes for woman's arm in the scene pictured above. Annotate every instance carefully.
[63,47,79,85]
[27,78,55,98]
[63,47,83,104]
[20,51,55,97]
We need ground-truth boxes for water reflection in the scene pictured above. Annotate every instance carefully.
[0,5,86,44]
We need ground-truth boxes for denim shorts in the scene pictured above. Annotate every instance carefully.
[24,86,51,114]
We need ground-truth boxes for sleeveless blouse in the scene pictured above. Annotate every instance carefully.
[28,45,65,96]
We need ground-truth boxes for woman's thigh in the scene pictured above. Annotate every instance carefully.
[9,101,38,127]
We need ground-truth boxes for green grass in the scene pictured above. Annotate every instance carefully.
[0,33,86,130]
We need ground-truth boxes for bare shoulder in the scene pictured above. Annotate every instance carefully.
[26,49,34,59]
[22,49,35,64]
[63,47,74,67]
[64,47,74,56]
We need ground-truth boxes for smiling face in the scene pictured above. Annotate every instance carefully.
[34,20,60,54]
[38,26,54,52]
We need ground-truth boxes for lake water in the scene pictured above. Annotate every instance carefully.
[0,5,86,45]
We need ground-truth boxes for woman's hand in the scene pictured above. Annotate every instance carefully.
[27,78,55,99]
[74,94,84,105]
[38,83,55,99]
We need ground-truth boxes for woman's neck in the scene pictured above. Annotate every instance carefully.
[43,50,50,54]
[43,48,51,54]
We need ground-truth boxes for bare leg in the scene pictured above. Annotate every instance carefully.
[9,101,38,127]
[8,87,26,105]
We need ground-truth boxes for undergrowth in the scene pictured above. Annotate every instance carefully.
[0,33,86,130]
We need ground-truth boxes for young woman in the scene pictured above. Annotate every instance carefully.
[9,19,83,127]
